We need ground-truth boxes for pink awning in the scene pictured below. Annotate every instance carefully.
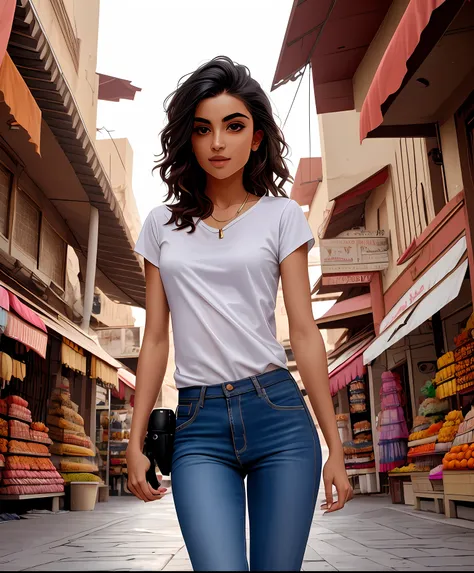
[328,335,374,396]
[0,0,15,67]
[4,311,47,358]
[8,291,47,332]
[360,0,447,141]
[0,285,10,311]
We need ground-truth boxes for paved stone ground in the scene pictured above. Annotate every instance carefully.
[2,492,474,571]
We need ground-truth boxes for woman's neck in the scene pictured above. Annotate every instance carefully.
[205,168,250,209]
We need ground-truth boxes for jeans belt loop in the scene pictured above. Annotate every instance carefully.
[199,386,207,408]
[250,375,264,397]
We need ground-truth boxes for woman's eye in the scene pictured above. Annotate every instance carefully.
[193,126,210,135]
[228,123,244,132]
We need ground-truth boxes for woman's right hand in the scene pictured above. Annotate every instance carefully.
[126,446,167,502]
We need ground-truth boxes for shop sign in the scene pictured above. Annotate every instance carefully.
[322,273,373,287]
[96,326,141,358]
[320,236,389,274]
[379,235,467,333]
[337,228,386,238]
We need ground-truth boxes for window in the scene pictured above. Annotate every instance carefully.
[392,138,437,254]
[13,188,40,261]
[39,219,66,289]
[0,164,12,237]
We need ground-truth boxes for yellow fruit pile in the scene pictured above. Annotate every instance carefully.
[438,410,464,443]
[437,352,454,369]
[390,463,430,473]
[434,352,457,399]
[443,443,474,470]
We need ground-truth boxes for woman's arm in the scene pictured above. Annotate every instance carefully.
[280,244,353,513]
[127,261,170,502]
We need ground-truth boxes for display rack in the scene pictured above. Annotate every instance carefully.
[95,387,111,488]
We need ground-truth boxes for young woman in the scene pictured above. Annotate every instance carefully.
[127,56,352,571]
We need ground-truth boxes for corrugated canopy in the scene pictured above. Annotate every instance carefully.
[8,1,146,307]
[272,0,392,114]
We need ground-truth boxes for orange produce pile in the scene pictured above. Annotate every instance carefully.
[443,443,474,470]
[408,442,436,456]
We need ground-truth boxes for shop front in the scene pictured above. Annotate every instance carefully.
[0,281,122,515]
[362,201,474,516]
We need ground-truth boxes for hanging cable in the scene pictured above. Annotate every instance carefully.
[283,65,307,129]
[281,0,338,131]
[97,126,127,173]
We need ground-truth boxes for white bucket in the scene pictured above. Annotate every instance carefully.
[70,482,99,511]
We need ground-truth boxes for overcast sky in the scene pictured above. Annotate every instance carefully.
[96,0,321,222]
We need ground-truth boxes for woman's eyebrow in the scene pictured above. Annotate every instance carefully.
[223,113,249,122]
[194,117,211,124]
[193,112,250,125]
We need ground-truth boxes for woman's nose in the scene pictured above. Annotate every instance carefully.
[211,134,225,152]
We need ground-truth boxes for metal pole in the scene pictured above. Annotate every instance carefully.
[81,206,99,332]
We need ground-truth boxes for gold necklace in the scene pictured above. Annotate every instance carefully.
[210,192,250,239]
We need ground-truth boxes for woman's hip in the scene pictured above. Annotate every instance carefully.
[172,368,321,468]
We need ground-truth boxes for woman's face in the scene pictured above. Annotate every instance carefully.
[191,93,263,181]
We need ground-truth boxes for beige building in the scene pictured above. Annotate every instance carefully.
[274,0,474,491]
[0,0,146,359]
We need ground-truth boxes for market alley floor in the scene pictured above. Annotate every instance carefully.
[3,493,474,571]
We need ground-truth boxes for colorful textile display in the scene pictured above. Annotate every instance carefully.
[378,371,408,472]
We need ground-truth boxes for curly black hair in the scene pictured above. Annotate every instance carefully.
[154,56,292,233]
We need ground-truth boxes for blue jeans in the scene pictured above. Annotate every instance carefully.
[171,367,322,571]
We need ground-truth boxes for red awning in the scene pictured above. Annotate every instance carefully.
[321,166,389,238]
[118,368,136,390]
[4,311,47,358]
[290,157,322,207]
[360,0,447,141]
[8,291,46,333]
[272,0,391,113]
[98,73,142,102]
[316,293,372,329]
[328,334,374,396]
[0,0,15,66]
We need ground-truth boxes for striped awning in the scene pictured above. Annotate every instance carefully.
[4,311,47,358]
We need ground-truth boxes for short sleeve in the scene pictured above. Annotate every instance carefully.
[134,209,161,268]
[278,200,315,264]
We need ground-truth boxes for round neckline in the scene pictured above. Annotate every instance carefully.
[197,195,267,234]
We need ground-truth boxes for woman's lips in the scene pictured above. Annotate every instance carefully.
[209,157,230,167]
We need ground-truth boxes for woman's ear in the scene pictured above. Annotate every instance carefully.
[252,129,264,151]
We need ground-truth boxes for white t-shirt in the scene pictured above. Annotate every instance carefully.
[134,195,315,388]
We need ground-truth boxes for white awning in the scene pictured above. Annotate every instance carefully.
[40,313,122,370]
[363,258,468,365]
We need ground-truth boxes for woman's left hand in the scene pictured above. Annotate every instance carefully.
[320,451,353,513]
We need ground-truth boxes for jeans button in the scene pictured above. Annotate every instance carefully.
[226,384,234,391]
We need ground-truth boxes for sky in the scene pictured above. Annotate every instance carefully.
[96,0,321,223]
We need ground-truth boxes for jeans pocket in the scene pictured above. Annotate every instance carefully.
[175,399,201,432]
[261,379,305,411]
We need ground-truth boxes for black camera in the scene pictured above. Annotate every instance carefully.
[143,408,176,490]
